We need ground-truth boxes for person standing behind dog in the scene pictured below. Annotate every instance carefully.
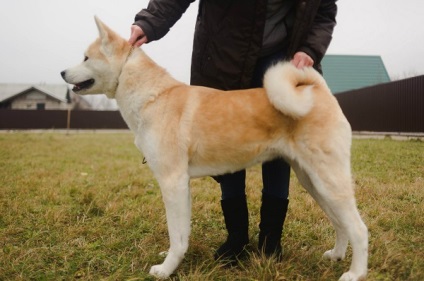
[129,0,337,263]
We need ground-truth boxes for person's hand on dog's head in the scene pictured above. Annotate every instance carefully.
[129,25,148,47]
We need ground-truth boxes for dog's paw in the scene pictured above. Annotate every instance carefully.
[338,271,366,281]
[323,249,345,261]
[149,264,171,279]
[338,272,355,281]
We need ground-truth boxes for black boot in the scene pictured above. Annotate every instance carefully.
[258,194,289,260]
[214,196,249,263]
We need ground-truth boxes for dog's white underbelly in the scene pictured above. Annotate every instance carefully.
[187,151,279,178]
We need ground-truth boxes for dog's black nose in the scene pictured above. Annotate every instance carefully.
[60,70,66,79]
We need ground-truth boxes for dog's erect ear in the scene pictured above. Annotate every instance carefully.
[94,16,120,55]
[95,16,111,41]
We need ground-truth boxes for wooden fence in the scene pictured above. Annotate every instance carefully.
[1,75,423,133]
[0,110,128,130]
[335,75,423,133]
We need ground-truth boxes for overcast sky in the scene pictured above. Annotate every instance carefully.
[1,0,423,86]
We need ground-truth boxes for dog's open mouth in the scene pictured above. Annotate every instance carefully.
[72,79,95,92]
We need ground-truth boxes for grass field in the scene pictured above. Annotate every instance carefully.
[0,132,423,280]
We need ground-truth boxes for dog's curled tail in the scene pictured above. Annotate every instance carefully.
[264,62,327,119]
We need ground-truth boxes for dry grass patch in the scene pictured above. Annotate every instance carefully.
[0,133,422,280]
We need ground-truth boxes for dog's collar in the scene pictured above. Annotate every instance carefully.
[112,46,135,93]
[125,46,135,63]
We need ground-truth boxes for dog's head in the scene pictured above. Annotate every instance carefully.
[61,17,131,98]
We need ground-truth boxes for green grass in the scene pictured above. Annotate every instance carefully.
[0,132,423,280]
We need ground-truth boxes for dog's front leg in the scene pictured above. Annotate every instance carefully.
[149,173,191,279]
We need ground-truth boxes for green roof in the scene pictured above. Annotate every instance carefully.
[321,55,391,94]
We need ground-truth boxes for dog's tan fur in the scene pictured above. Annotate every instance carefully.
[61,17,368,280]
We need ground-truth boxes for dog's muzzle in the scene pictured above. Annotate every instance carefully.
[61,70,95,92]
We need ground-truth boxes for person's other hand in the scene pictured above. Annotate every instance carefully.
[129,25,148,47]
[290,51,314,69]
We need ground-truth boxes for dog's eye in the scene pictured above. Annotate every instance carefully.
[84,56,89,62]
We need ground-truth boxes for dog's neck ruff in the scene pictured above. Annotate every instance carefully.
[112,46,135,94]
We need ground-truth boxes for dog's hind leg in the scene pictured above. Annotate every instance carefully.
[292,163,368,281]
[149,172,191,279]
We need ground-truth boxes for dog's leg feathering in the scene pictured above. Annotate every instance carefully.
[291,162,368,281]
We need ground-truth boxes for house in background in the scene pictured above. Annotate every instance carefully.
[0,84,91,110]
[322,55,391,94]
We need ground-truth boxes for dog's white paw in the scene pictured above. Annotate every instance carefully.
[338,272,354,281]
[338,271,365,281]
[149,264,171,279]
[323,249,345,261]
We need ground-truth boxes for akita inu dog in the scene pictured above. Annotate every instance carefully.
[61,17,368,281]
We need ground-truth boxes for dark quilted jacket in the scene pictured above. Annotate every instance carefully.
[134,0,337,90]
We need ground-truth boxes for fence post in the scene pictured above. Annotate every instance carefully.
[67,107,71,134]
